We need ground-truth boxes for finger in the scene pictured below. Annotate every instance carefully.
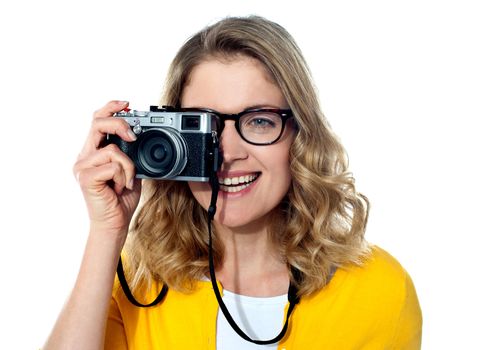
[74,144,136,190]
[77,161,127,196]
[93,100,129,119]
[80,117,137,157]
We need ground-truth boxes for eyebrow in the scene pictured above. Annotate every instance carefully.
[182,104,285,113]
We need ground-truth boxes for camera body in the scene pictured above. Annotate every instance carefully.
[105,106,219,182]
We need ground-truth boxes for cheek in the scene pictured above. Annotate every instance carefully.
[264,148,293,193]
[279,163,293,195]
[273,146,292,176]
[279,147,294,194]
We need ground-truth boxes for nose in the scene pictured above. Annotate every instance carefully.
[219,121,248,164]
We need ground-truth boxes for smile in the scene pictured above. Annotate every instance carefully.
[218,173,260,193]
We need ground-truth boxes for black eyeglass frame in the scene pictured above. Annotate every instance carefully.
[179,107,294,145]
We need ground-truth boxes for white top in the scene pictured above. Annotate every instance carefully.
[216,290,288,349]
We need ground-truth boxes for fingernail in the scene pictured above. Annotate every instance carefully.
[127,129,137,141]
[117,100,129,105]
[127,178,134,190]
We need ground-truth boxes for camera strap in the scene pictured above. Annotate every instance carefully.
[116,257,168,307]
[206,132,300,345]
[116,130,299,345]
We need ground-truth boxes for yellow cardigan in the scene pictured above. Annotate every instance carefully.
[106,246,422,349]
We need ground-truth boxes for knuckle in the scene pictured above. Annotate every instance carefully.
[90,117,101,130]
[110,161,123,173]
[112,119,126,132]
[76,150,85,160]
[91,116,129,135]
[72,158,88,178]
[103,143,118,154]
[115,117,130,129]
[75,169,89,187]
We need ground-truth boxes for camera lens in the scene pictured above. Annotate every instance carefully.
[135,129,187,178]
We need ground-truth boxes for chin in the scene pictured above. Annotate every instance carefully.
[214,204,277,232]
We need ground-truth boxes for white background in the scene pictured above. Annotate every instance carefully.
[1,0,483,348]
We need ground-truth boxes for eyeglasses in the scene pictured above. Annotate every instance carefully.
[180,108,294,145]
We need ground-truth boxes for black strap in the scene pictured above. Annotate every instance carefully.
[206,150,300,345]
[207,219,299,344]
[117,129,299,344]
[116,256,168,307]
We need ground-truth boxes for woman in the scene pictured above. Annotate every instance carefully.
[45,16,422,349]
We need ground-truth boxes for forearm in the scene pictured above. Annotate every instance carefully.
[43,229,126,350]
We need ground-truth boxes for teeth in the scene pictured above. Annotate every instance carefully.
[218,173,259,192]
[218,174,257,186]
[220,183,251,193]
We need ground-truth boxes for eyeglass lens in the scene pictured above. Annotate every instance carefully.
[216,111,284,144]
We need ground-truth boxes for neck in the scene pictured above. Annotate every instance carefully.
[213,218,289,297]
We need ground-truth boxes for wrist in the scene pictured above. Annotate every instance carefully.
[89,219,129,236]
[87,224,129,254]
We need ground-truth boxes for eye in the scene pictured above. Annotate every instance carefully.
[241,112,280,132]
[249,117,275,127]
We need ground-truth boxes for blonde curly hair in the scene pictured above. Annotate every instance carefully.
[126,16,370,297]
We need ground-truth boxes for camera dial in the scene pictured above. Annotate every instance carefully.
[133,119,142,135]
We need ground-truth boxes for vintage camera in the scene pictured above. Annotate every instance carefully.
[105,106,220,181]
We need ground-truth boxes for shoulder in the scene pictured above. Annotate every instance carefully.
[350,245,422,347]
[347,244,410,286]
[288,245,422,348]
[333,244,417,306]
[302,244,421,324]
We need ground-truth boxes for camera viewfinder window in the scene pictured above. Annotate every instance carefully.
[182,115,201,130]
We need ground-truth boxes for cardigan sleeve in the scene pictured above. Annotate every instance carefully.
[389,272,423,349]
[104,296,129,350]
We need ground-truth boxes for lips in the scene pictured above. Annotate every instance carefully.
[217,172,260,193]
